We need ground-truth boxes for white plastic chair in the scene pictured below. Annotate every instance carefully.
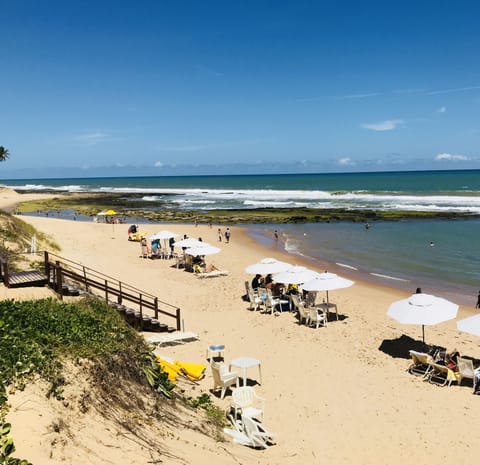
[308,308,327,329]
[456,357,480,392]
[231,386,265,421]
[296,299,310,325]
[242,416,275,449]
[211,362,239,399]
[224,415,275,449]
[247,287,263,311]
[263,289,283,315]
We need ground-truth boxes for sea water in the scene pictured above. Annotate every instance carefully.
[247,220,480,306]
[2,170,479,304]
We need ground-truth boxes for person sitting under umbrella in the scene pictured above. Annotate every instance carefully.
[252,274,264,290]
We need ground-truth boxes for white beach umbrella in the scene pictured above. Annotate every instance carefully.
[245,257,291,275]
[149,230,178,241]
[173,238,206,248]
[273,266,321,285]
[302,272,355,303]
[457,314,480,337]
[185,245,221,256]
[387,293,459,343]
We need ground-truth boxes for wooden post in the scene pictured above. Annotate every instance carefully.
[44,251,51,287]
[83,265,89,293]
[176,308,181,330]
[118,282,123,304]
[154,297,159,320]
[55,261,63,300]
[139,293,143,317]
[104,279,109,302]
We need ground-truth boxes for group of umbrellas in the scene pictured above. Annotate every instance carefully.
[246,258,478,346]
[149,230,221,257]
[245,257,355,304]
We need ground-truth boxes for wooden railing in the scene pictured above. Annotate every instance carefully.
[44,252,181,330]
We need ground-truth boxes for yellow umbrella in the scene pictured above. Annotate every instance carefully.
[102,209,118,215]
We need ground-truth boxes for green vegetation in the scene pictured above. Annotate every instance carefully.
[0,297,146,397]
[0,297,177,463]
[0,421,31,465]
[187,393,228,440]
[0,147,9,162]
[0,211,59,272]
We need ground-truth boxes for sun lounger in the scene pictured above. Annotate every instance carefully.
[145,331,199,346]
[427,362,458,387]
[408,350,433,377]
[195,270,230,279]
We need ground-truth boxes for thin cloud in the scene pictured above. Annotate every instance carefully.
[435,153,469,161]
[392,88,425,94]
[334,92,379,100]
[74,131,110,145]
[361,119,404,131]
[427,85,480,96]
[154,161,163,167]
[437,106,447,113]
[295,92,378,102]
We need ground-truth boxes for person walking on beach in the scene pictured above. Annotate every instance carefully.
[225,228,231,243]
[274,230,279,241]
[476,290,480,309]
[217,228,222,242]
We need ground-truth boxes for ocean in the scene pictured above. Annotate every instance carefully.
[1,170,479,305]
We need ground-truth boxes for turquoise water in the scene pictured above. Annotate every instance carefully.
[247,220,480,305]
[2,170,480,213]
[2,170,479,302]
[2,169,480,192]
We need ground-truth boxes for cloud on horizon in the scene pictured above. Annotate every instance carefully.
[337,157,355,166]
[437,106,446,113]
[361,119,404,131]
[435,153,469,161]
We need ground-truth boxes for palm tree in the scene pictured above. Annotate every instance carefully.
[0,146,9,161]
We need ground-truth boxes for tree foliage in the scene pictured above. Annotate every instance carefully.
[0,147,9,162]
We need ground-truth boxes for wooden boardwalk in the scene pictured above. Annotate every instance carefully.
[0,251,181,331]
[7,270,48,288]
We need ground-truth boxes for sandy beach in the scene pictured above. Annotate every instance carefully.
[3,190,480,465]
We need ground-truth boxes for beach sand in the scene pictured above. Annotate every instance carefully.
[3,190,480,465]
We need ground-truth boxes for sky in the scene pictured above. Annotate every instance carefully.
[1,0,480,178]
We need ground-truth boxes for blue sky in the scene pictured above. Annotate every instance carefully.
[1,0,480,178]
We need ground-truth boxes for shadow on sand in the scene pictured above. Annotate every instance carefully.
[378,334,429,359]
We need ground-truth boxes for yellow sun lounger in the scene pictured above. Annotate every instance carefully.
[156,356,206,383]
[174,360,206,381]
[157,356,182,382]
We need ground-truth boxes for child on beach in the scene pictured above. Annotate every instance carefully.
[140,237,149,258]
[217,228,222,242]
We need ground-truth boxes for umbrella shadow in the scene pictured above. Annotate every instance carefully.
[378,334,430,359]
